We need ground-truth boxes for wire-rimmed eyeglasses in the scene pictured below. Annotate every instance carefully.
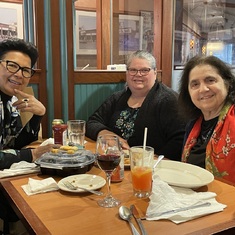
[127,67,152,76]
[0,60,35,78]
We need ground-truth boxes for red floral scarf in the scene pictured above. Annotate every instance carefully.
[182,103,235,183]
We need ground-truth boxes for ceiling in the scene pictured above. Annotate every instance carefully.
[183,0,235,38]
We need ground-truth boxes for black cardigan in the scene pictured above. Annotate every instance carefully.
[86,81,185,161]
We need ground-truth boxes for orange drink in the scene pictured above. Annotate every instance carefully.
[131,166,152,192]
[130,146,154,198]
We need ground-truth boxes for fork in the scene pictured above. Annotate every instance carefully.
[62,181,103,196]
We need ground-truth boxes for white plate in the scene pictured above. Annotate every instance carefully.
[58,174,106,193]
[153,160,214,188]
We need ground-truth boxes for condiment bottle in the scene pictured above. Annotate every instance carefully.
[111,152,124,182]
[52,124,68,145]
[52,119,64,137]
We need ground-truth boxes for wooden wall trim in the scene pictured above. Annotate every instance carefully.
[74,71,126,84]
[50,0,63,118]
[161,0,173,87]
[66,0,75,120]
[33,1,48,137]
[154,0,162,70]
[73,70,162,84]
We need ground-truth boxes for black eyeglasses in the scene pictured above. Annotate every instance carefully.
[127,68,152,76]
[0,60,35,78]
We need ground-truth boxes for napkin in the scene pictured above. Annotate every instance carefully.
[146,175,226,224]
[40,138,54,146]
[0,161,40,178]
[22,177,59,195]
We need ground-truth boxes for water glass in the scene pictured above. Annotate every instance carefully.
[67,120,86,147]
[130,146,154,198]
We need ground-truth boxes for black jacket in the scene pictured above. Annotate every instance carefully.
[0,91,42,169]
[86,81,185,161]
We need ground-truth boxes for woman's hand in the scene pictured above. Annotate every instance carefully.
[31,144,60,161]
[13,89,46,116]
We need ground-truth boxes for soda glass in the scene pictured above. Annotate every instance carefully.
[130,146,154,198]
[96,135,121,207]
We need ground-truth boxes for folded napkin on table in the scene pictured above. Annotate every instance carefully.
[0,161,40,178]
[22,177,59,196]
[146,175,226,224]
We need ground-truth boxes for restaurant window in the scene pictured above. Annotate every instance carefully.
[174,0,235,69]
[73,0,154,70]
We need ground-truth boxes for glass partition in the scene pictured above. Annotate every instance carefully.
[174,0,235,69]
[74,0,97,70]
[73,0,154,70]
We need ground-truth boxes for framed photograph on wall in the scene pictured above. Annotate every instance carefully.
[0,2,23,41]
[119,14,143,55]
[140,11,154,53]
[75,10,97,55]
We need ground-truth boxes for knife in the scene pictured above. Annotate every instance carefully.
[130,205,148,235]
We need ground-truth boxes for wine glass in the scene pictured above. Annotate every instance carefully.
[96,134,122,208]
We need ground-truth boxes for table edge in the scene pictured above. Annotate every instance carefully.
[1,180,50,235]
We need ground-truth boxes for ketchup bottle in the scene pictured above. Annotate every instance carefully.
[52,124,68,145]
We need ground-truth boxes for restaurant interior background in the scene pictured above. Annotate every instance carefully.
[0,0,234,138]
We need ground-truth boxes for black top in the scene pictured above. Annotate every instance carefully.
[187,116,218,168]
[86,81,186,161]
[0,90,42,169]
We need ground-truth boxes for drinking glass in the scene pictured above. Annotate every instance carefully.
[130,146,154,198]
[67,120,86,148]
[96,134,121,207]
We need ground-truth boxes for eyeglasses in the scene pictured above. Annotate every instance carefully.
[127,68,152,76]
[0,60,35,78]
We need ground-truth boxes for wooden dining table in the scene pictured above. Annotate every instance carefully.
[1,140,235,235]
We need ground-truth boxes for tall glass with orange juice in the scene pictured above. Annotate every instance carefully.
[130,146,154,198]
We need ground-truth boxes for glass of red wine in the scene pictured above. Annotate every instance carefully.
[96,134,122,207]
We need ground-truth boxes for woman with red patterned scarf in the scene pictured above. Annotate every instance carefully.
[179,55,235,183]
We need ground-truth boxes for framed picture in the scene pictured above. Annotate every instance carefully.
[75,10,97,55]
[0,2,23,41]
[140,11,154,53]
[119,14,143,55]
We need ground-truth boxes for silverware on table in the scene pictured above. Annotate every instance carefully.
[62,181,103,196]
[119,206,140,235]
[130,205,148,235]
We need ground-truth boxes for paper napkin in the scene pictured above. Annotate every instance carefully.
[22,177,59,196]
[146,175,226,224]
[40,138,54,146]
[0,161,40,178]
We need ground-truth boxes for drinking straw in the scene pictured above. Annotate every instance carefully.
[142,127,148,166]
[143,127,148,151]
[81,64,90,70]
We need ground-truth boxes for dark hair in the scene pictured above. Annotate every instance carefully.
[0,38,38,67]
[178,55,235,120]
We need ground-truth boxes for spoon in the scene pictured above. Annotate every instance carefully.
[119,206,140,235]
[153,155,164,171]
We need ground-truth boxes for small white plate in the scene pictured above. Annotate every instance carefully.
[153,160,214,188]
[58,174,106,193]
